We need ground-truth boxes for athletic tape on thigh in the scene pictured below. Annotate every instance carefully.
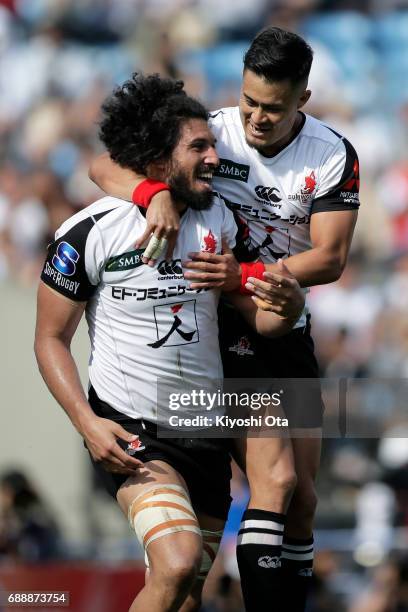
[128,484,201,551]
[197,529,223,581]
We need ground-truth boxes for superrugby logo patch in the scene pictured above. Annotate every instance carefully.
[214,158,250,183]
[105,249,145,272]
[52,241,80,276]
[202,229,217,254]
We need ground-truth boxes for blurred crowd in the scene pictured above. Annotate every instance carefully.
[2,1,408,610]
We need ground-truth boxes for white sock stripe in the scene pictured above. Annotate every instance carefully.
[239,519,284,532]
[281,551,314,561]
[282,543,314,552]
[237,532,283,546]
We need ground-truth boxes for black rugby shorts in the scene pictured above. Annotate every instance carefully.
[218,302,324,429]
[87,386,232,520]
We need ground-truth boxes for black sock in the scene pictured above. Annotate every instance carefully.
[281,535,314,611]
[236,508,285,611]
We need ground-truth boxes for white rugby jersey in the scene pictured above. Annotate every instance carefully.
[210,107,360,327]
[41,196,237,423]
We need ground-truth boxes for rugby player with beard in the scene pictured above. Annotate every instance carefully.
[89,28,360,612]
[35,74,304,612]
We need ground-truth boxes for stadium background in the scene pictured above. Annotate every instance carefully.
[1,0,408,610]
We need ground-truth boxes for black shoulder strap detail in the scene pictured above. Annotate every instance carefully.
[324,125,342,139]
[312,138,360,213]
[40,208,115,301]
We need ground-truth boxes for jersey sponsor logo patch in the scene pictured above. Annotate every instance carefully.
[214,158,250,183]
[111,284,208,301]
[148,300,199,348]
[43,261,80,295]
[157,259,184,280]
[228,336,254,356]
[105,249,145,272]
[339,191,359,204]
[255,185,282,204]
[52,241,79,276]
[202,229,217,253]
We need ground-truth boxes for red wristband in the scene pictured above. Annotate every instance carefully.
[132,179,170,209]
[239,261,266,295]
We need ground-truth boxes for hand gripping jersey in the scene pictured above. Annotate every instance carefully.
[41,196,237,423]
[210,107,360,327]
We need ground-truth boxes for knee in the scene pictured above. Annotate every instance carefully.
[164,556,200,591]
[248,462,297,506]
[271,467,298,496]
[260,463,298,500]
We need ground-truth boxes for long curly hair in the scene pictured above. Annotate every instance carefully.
[99,73,208,174]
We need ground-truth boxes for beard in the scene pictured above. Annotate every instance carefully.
[168,167,214,211]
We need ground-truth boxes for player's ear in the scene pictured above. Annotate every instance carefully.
[297,89,311,109]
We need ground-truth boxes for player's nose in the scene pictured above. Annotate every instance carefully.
[251,106,266,125]
[204,146,219,167]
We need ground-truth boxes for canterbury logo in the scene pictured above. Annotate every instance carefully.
[258,556,281,569]
[157,259,183,276]
[255,185,282,203]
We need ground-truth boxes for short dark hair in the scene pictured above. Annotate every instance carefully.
[243,27,313,85]
[99,73,208,174]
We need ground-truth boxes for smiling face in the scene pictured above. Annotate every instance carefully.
[166,118,219,210]
[239,69,311,156]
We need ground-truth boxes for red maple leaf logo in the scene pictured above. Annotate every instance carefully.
[302,171,317,195]
[171,304,183,314]
[203,229,217,253]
